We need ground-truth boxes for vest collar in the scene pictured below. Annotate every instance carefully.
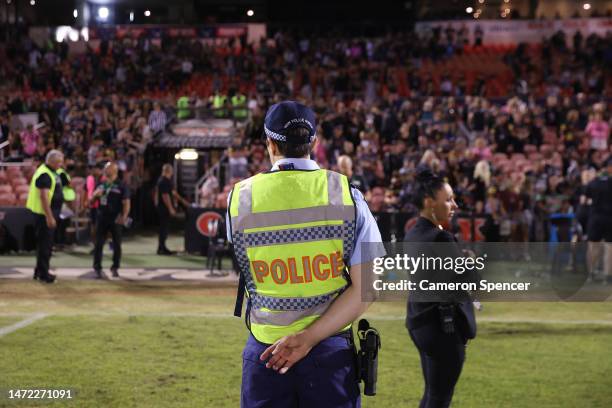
[271,158,320,171]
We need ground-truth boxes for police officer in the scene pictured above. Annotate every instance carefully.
[26,150,65,283]
[404,167,477,408]
[156,163,190,255]
[90,162,131,278]
[228,101,383,408]
[586,157,612,282]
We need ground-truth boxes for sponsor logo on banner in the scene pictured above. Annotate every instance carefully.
[196,211,223,237]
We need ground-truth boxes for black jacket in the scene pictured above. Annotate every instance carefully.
[403,217,477,339]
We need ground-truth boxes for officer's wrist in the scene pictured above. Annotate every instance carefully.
[299,329,320,348]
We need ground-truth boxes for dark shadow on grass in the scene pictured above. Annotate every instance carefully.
[483,323,612,337]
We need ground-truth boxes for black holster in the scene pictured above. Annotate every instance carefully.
[356,319,381,396]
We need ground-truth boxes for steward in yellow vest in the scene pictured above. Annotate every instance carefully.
[26,150,65,283]
[212,93,227,118]
[177,95,190,119]
[229,101,383,407]
[56,168,76,202]
[231,93,248,120]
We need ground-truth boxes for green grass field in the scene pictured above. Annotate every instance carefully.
[1,234,611,407]
[1,280,611,408]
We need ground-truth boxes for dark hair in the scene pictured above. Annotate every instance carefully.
[413,166,445,210]
[270,126,314,159]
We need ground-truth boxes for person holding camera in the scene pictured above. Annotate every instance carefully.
[228,101,383,407]
[403,167,478,408]
[90,161,130,279]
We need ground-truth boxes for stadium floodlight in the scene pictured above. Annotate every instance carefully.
[583,3,591,10]
[144,10,151,17]
[504,0,510,3]
[247,9,254,17]
[30,0,35,5]
[478,0,484,4]
[68,29,79,42]
[73,9,78,18]
[129,11,134,22]
[98,7,109,20]
[466,7,473,14]
[178,149,198,161]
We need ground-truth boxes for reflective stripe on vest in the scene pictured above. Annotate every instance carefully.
[229,169,356,344]
[26,164,57,215]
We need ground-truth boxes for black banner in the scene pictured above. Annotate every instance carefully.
[0,207,35,252]
[184,207,226,254]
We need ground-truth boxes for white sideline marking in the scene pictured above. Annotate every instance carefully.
[0,312,610,326]
[0,313,48,338]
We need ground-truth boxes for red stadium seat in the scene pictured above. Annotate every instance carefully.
[14,185,30,195]
[0,193,17,206]
[17,193,28,206]
[10,177,28,188]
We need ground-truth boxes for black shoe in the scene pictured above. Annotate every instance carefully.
[34,271,56,281]
[111,268,119,278]
[38,274,56,284]
[94,269,104,279]
[157,248,176,255]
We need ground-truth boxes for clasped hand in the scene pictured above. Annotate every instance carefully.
[259,331,315,374]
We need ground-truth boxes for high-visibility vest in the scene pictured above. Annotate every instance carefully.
[56,168,76,201]
[229,169,356,344]
[177,96,190,119]
[26,164,60,215]
[231,94,248,119]
[212,94,226,118]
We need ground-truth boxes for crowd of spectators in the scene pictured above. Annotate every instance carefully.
[1,28,611,243]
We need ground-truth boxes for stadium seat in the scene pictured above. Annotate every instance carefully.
[0,185,12,194]
[0,193,17,206]
[14,185,30,195]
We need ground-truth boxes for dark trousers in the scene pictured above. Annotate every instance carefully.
[34,214,56,277]
[241,334,360,408]
[157,207,169,250]
[93,216,122,271]
[409,324,466,408]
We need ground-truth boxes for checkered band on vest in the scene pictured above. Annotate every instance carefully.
[250,288,345,311]
[243,223,349,247]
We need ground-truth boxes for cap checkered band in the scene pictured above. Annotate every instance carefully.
[264,125,316,143]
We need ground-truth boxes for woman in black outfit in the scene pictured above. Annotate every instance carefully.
[404,167,477,408]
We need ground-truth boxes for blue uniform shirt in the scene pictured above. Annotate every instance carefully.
[227,158,383,266]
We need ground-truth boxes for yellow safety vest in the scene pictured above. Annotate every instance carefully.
[177,96,190,119]
[229,169,356,344]
[212,94,226,118]
[26,164,59,215]
[57,168,76,202]
[231,94,248,119]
